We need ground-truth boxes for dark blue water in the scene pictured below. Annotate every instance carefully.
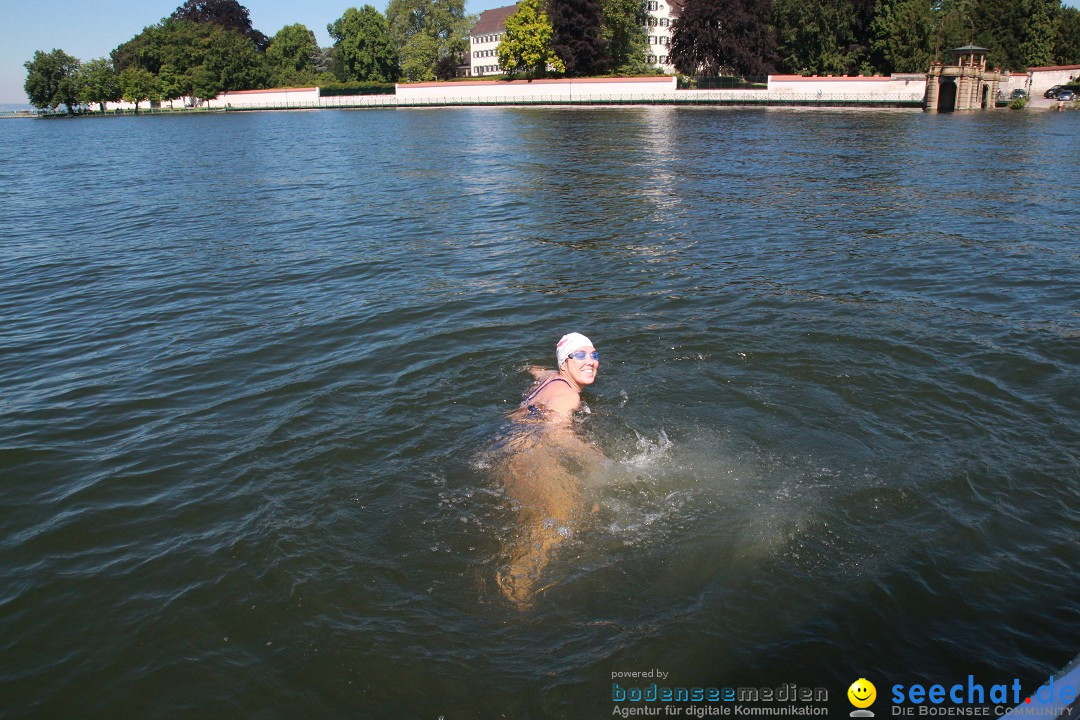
[0,107,1077,719]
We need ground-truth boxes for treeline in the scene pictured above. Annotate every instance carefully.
[24,0,474,113]
[532,0,1080,79]
[25,0,1080,112]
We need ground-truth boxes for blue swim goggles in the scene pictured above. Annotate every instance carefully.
[567,350,600,361]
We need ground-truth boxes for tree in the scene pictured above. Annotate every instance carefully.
[497,0,566,78]
[601,0,650,74]
[386,0,473,82]
[965,0,1039,70]
[191,65,223,102]
[110,18,268,102]
[266,24,321,86]
[1018,0,1057,68]
[78,58,122,111]
[870,0,936,73]
[434,53,462,80]
[171,0,268,50]
[119,66,162,112]
[158,63,193,103]
[671,0,777,76]
[773,0,861,75]
[202,24,269,91]
[549,0,610,75]
[1054,5,1080,65]
[24,49,82,113]
[112,25,166,74]
[328,6,400,82]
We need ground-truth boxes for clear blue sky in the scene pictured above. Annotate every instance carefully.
[2,0,1078,105]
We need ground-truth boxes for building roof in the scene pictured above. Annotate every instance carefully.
[1026,64,1080,72]
[471,4,517,36]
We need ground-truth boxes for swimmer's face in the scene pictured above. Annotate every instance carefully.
[847,679,876,709]
[562,346,598,386]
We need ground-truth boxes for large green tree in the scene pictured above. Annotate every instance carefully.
[773,0,864,74]
[1018,0,1057,68]
[601,0,650,73]
[24,49,81,113]
[498,0,566,78]
[386,0,472,82]
[119,66,162,112]
[870,0,936,73]
[328,6,401,82]
[202,23,269,90]
[549,0,610,75]
[112,18,267,101]
[78,58,122,111]
[1054,5,1080,65]
[671,0,778,75]
[266,24,321,86]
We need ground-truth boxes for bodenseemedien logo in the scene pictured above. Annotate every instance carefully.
[849,678,877,717]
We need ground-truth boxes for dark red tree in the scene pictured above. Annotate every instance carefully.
[670,0,778,76]
[548,0,610,76]
[171,0,269,50]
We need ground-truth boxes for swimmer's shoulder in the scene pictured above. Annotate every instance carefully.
[533,379,580,417]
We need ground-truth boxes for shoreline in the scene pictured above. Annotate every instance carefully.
[11,95,929,118]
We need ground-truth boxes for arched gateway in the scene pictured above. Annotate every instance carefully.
[925,46,1005,112]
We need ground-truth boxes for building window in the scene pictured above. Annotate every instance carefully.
[660,55,668,64]
[649,54,657,63]
[648,17,657,25]
[660,18,668,26]
[647,1,658,9]
[660,36,669,45]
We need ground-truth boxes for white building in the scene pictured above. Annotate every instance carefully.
[644,0,680,73]
[468,0,680,78]
[470,5,517,76]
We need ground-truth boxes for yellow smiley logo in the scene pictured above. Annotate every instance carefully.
[848,678,877,708]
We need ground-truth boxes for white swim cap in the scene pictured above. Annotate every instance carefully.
[556,332,594,366]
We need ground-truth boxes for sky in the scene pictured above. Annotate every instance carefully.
[2,0,1079,105]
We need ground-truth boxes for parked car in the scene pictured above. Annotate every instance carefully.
[1010,89,1029,100]
[1044,85,1062,99]
[1057,89,1076,102]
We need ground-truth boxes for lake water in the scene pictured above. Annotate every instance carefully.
[0,107,1077,719]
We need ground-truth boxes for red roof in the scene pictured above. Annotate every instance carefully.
[1026,64,1080,72]
[471,4,517,36]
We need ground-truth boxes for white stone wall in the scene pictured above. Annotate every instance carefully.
[1025,66,1080,96]
[471,31,506,76]
[768,75,926,100]
[1003,73,1029,95]
[396,76,677,101]
[220,88,320,108]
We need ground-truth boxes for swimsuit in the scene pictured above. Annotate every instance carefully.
[521,375,571,415]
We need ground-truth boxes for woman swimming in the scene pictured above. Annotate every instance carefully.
[515,332,600,422]
[496,333,605,608]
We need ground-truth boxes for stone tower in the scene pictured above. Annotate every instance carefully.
[925,46,1005,112]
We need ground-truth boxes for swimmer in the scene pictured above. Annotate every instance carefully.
[514,332,601,423]
[496,332,605,609]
